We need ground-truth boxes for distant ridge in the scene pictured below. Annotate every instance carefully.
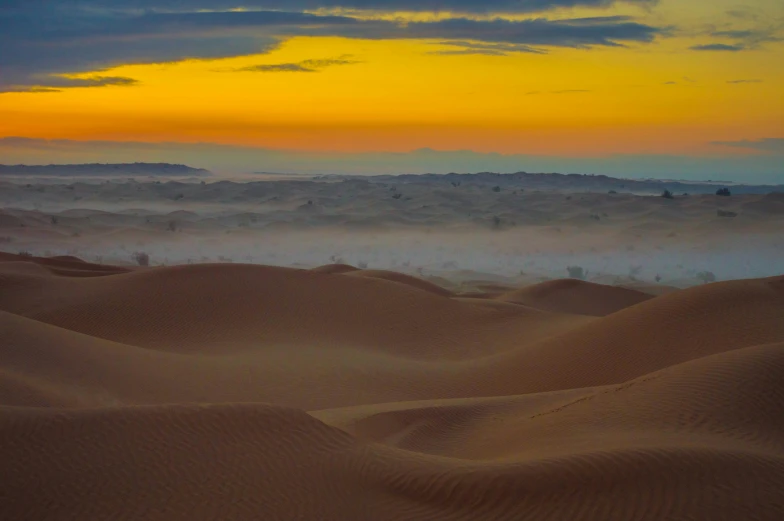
[0,163,211,177]
[348,171,784,195]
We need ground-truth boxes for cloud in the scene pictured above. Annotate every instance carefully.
[0,4,666,91]
[428,41,545,55]
[689,43,745,51]
[551,89,591,94]
[710,29,781,45]
[525,89,591,95]
[693,27,783,53]
[1,1,660,15]
[235,57,361,72]
[726,8,759,21]
[1,75,139,93]
[727,79,762,84]
[711,138,784,153]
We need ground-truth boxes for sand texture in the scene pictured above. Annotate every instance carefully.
[2,252,784,520]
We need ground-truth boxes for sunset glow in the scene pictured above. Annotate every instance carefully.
[1,0,782,177]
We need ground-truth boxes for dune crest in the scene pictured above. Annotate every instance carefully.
[496,278,654,316]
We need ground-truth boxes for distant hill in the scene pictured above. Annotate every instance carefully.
[347,171,784,195]
[0,163,211,177]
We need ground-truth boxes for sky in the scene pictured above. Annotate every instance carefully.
[0,0,783,180]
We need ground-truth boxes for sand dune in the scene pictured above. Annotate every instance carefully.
[1,254,784,520]
[496,278,654,316]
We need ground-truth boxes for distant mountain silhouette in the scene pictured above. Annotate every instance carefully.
[0,163,211,177]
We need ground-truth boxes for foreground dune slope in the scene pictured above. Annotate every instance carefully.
[2,344,784,521]
[1,256,784,520]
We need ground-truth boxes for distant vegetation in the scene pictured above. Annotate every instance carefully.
[567,266,587,280]
[661,189,674,199]
[132,251,150,266]
[717,209,738,218]
[696,271,717,284]
[716,188,731,196]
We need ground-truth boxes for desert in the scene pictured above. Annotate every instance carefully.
[4,0,784,516]
[1,170,784,520]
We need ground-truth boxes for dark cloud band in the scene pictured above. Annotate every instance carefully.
[0,3,664,92]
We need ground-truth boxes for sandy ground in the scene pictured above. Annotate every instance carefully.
[1,175,784,519]
[0,252,783,520]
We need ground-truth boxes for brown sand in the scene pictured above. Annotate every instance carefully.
[1,253,784,520]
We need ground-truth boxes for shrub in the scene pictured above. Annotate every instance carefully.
[132,251,150,266]
[716,187,731,197]
[717,209,738,218]
[661,189,674,199]
[492,186,501,192]
[18,251,33,258]
[567,266,587,280]
[696,271,716,284]
[357,261,368,269]
[392,193,402,199]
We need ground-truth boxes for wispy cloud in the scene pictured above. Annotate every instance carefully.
[690,43,745,51]
[526,89,592,95]
[2,75,139,93]
[689,26,783,53]
[727,79,762,84]
[711,138,784,153]
[234,57,361,73]
[428,41,545,56]
[711,29,782,46]
[726,8,759,22]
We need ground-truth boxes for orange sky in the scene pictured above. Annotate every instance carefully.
[0,0,782,160]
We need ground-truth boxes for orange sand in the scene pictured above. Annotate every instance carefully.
[1,253,783,520]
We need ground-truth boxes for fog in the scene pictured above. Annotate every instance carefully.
[2,177,782,289]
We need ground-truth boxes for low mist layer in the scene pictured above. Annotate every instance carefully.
[1,176,782,288]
